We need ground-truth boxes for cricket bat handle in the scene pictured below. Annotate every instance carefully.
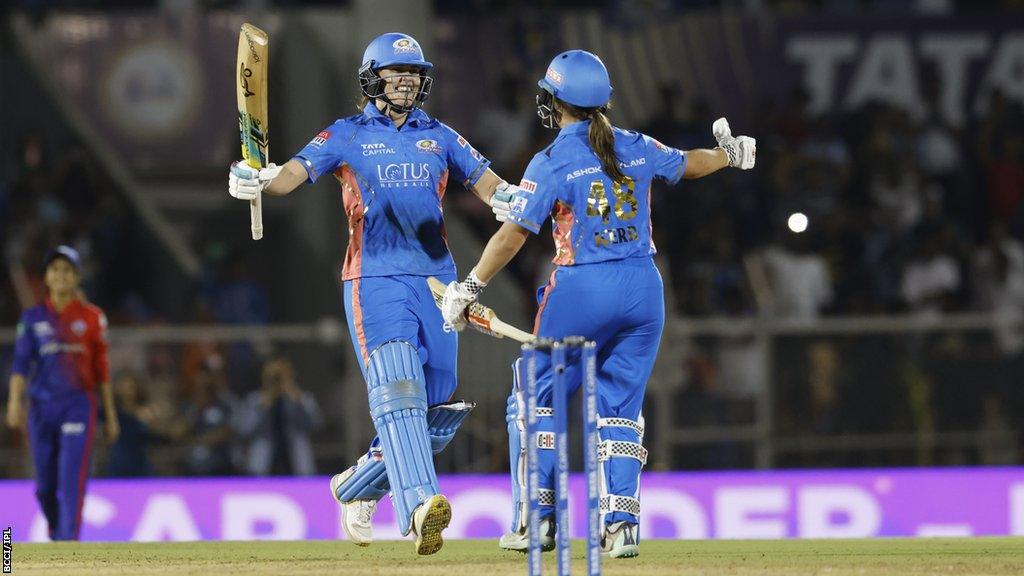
[250,191,263,240]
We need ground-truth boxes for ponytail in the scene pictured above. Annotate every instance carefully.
[587,108,626,184]
[555,98,625,183]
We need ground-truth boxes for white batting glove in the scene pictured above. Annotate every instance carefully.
[441,272,487,332]
[490,182,517,223]
[229,161,282,201]
[712,118,756,170]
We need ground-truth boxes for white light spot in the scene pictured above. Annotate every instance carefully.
[788,212,808,233]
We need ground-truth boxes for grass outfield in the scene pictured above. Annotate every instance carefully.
[10,538,1024,575]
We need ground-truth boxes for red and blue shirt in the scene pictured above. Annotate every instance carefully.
[294,104,490,280]
[12,299,110,399]
[506,121,687,266]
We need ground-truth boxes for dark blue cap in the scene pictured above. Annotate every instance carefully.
[43,245,81,271]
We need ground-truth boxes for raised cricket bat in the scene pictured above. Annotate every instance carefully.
[236,23,269,241]
[426,277,535,343]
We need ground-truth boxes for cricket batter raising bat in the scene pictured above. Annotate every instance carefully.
[227,32,521,555]
[441,49,756,558]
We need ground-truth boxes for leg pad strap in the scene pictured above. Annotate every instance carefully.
[600,494,641,517]
[598,440,648,466]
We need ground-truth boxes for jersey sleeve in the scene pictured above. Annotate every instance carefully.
[93,311,110,384]
[438,123,491,187]
[293,121,347,183]
[506,155,558,235]
[643,134,687,185]
[11,314,36,377]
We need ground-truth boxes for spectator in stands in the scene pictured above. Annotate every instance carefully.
[870,154,925,235]
[986,134,1024,230]
[105,372,164,478]
[973,223,1024,351]
[176,365,236,476]
[236,357,322,476]
[760,231,833,319]
[901,227,961,316]
[806,341,842,436]
[972,222,1024,427]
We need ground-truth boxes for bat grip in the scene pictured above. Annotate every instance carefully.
[250,190,263,240]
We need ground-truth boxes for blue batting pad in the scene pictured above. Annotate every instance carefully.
[334,402,475,503]
[507,358,526,532]
[334,441,389,502]
[425,401,475,453]
[598,414,647,526]
[507,356,555,533]
[366,340,437,535]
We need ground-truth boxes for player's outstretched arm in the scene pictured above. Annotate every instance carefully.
[683,148,730,179]
[440,222,530,330]
[683,117,756,179]
[264,160,308,196]
[472,221,530,283]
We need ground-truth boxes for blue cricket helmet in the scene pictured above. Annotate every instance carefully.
[361,32,432,71]
[358,32,433,113]
[537,50,612,108]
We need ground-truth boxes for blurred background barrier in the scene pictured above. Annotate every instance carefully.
[3,468,1024,542]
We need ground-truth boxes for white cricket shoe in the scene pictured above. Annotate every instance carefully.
[411,494,452,556]
[498,517,556,552]
[330,469,377,546]
[601,521,639,558]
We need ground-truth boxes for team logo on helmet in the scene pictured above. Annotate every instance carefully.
[545,67,563,87]
[393,38,419,54]
[415,139,442,154]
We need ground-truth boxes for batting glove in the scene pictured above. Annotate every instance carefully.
[712,117,756,170]
[229,161,283,201]
[490,181,517,223]
[441,272,487,332]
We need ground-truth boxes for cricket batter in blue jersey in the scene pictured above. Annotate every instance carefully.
[441,50,756,558]
[227,32,519,555]
[5,246,119,541]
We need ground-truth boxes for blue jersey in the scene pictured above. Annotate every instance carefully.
[506,120,686,265]
[294,104,491,280]
[12,299,110,401]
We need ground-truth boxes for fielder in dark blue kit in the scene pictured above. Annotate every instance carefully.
[228,32,519,555]
[441,50,756,558]
[5,246,119,541]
